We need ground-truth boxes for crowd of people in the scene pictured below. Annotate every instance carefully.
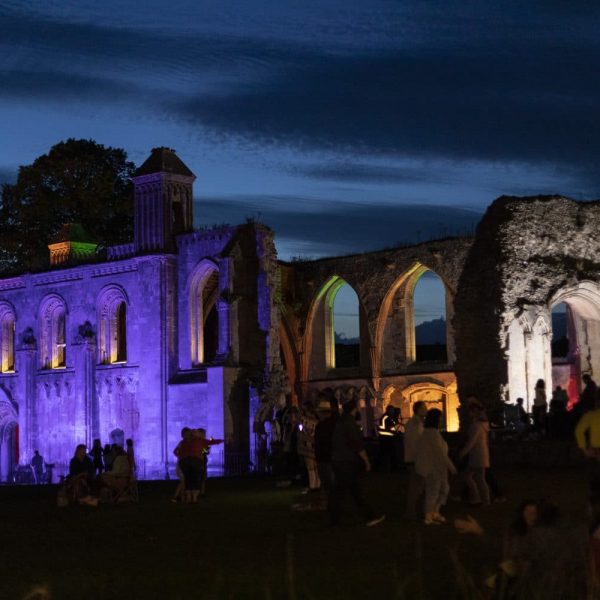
[59,437,136,506]
[38,370,600,594]
[509,376,592,440]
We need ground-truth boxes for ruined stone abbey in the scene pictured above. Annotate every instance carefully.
[0,147,596,479]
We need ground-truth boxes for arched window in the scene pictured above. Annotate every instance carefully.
[551,302,570,360]
[98,286,128,364]
[40,295,67,369]
[413,271,447,362]
[305,276,364,378]
[0,303,15,373]
[333,283,360,368]
[190,263,219,366]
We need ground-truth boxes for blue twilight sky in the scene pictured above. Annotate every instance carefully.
[2,1,600,332]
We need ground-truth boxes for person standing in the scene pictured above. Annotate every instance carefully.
[549,386,568,439]
[376,405,399,472]
[314,395,338,509]
[31,450,45,484]
[415,408,456,525]
[515,398,529,438]
[533,379,548,437]
[579,375,598,415]
[171,427,191,503]
[459,405,491,506]
[575,401,600,486]
[89,439,104,476]
[404,401,427,520]
[125,438,136,476]
[195,428,223,497]
[297,402,320,492]
[329,399,385,527]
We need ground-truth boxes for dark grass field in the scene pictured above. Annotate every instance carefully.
[0,465,590,599]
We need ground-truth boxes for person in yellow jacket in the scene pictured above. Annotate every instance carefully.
[575,407,600,459]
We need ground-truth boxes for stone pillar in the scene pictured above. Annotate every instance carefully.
[72,333,97,448]
[16,343,37,462]
[217,299,231,359]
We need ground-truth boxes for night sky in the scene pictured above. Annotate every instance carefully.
[1,1,599,264]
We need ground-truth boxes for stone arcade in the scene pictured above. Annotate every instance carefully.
[0,148,595,479]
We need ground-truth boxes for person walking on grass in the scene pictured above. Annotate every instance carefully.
[329,399,385,527]
[459,404,491,506]
[404,401,427,520]
[415,408,456,525]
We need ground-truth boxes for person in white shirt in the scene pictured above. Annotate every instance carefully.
[415,408,457,525]
[403,401,427,520]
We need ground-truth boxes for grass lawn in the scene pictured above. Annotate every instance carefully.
[0,465,590,599]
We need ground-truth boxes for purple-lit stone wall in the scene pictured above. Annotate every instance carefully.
[0,220,279,481]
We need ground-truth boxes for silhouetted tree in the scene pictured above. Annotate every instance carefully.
[0,139,135,274]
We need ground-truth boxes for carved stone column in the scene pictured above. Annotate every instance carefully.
[217,298,231,359]
[73,325,97,447]
[16,332,37,462]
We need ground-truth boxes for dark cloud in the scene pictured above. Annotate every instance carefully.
[195,195,481,258]
[293,163,438,184]
[174,44,600,171]
[0,69,140,102]
[3,2,600,198]
[0,6,317,82]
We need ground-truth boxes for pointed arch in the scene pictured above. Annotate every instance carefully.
[189,258,220,365]
[0,301,16,373]
[376,263,453,376]
[302,276,368,380]
[0,387,18,482]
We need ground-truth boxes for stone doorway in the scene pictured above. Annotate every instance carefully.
[383,383,448,430]
[550,282,600,408]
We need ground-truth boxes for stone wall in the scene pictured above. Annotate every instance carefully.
[454,195,600,410]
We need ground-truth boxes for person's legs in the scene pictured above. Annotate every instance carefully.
[305,457,320,490]
[424,475,441,523]
[346,464,375,522]
[316,462,333,509]
[485,468,504,500]
[172,463,185,501]
[433,477,450,520]
[329,462,350,525]
[464,468,481,504]
[472,467,490,504]
[404,463,425,520]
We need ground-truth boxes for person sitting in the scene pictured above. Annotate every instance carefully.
[67,444,97,506]
[100,446,131,497]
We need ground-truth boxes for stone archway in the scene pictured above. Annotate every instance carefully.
[0,390,18,481]
[550,281,600,407]
[382,381,457,430]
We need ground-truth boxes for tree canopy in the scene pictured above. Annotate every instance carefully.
[0,139,135,275]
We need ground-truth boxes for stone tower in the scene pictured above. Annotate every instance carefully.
[132,147,196,253]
